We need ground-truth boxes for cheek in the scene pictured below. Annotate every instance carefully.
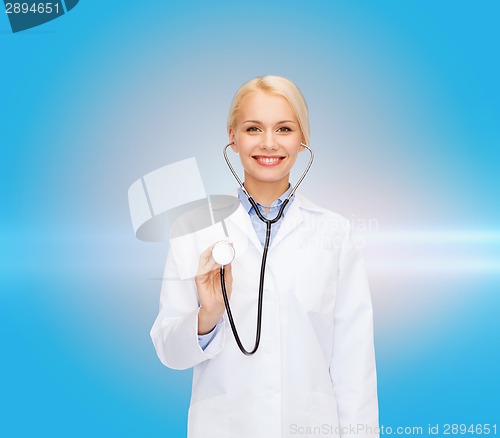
[237,136,259,153]
[283,132,302,146]
[283,140,303,157]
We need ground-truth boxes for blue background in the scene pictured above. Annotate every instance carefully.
[1,1,499,436]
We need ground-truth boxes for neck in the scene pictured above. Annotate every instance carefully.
[243,174,290,206]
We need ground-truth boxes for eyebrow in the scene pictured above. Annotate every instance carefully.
[242,120,297,124]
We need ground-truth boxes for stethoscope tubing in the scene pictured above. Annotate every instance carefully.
[220,142,314,355]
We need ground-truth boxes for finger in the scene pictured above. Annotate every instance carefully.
[223,263,233,281]
[222,264,233,297]
[199,243,217,265]
[201,257,218,274]
[197,243,219,276]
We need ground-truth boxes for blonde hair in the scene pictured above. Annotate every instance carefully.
[227,76,310,145]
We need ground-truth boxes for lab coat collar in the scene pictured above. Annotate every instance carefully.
[237,184,294,214]
[270,192,324,248]
[226,190,324,252]
[293,192,325,213]
[227,203,263,252]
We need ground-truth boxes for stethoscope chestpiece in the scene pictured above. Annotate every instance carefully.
[212,240,235,266]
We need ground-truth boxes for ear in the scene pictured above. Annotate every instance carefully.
[229,128,238,152]
[299,132,307,151]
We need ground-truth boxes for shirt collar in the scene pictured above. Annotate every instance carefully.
[237,184,294,214]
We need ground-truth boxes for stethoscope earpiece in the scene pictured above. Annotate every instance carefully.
[223,142,313,202]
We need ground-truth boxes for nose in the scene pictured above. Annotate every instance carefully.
[260,131,278,151]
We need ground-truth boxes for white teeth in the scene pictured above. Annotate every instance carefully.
[257,157,281,163]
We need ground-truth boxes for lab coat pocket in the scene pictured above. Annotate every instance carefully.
[188,394,229,438]
[310,391,340,436]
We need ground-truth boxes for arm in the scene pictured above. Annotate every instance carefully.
[150,247,227,370]
[330,225,379,437]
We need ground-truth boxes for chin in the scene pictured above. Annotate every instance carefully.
[250,172,290,185]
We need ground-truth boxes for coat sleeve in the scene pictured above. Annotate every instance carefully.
[330,224,379,438]
[150,248,226,370]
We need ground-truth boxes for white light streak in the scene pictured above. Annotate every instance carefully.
[360,229,500,274]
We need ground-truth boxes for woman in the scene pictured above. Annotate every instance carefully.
[151,76,379,438]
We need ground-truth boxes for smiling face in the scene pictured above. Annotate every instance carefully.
[229,90,304,197]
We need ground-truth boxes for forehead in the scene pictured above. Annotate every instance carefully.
[238,90,296,120]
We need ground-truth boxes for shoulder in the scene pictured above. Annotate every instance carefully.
[294,193,351,250]
[294,192,352,235]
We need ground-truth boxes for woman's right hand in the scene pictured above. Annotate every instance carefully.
[195,244,233,335]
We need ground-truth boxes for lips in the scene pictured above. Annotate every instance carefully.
[252,155,285,167]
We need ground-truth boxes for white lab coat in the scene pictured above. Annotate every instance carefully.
[151,192,379,438]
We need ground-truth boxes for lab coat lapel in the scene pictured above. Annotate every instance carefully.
[270,198,304,249]
[225,204,263,253]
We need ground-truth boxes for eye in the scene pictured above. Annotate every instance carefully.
[277,126,292,132]
[246,126,261,132]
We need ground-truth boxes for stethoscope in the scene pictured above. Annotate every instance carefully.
[211,142,314,356]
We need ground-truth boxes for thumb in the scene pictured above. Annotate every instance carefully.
[223,263,233,282]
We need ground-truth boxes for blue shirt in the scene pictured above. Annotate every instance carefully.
[237,185,294,247]
[198,185,295,349]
